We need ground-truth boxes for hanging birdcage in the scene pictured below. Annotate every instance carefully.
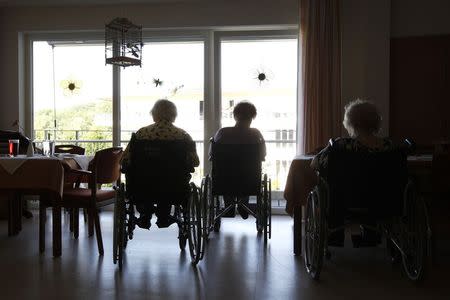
[105,17,143,67]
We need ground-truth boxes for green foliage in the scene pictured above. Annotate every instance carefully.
[34,101,113,155]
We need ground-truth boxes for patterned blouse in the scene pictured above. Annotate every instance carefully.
[122,120,200,169]
[312,137,394,171]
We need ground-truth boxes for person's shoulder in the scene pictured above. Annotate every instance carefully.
[135,124,155,137]
[171,124,194,140]
[213,127,233,141]
[249,128,265,141]
[331,137,353,147]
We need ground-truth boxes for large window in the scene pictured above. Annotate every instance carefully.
[121,41,204,183]
[33,41,113,154]
[221,38,297,193]
[30,30,297,203]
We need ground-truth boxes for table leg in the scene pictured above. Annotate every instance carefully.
[52,203,62,257]
[39,202,46,253]
[294,205,302,256]
[7,196,14,236]
[15,193,22,232]
[7,192,20,236]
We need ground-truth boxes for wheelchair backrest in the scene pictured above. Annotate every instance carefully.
[325,146,408,217]
[210,141,262,196]
[126,134,193,200]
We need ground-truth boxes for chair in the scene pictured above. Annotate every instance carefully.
[55,144,85,155]
[202,140,271,243]
[40,147,123,255]
[54,144,86,232]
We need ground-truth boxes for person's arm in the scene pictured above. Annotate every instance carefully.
[184,133,200,170]
[120,141,131,171]
[310,144,331,171]
[255,129,266,161]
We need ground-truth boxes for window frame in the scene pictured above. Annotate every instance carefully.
[25,27,298,183]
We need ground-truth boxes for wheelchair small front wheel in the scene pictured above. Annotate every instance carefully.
[113,183,127,269]
[175,206,187,251]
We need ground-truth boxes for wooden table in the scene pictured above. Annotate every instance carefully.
[284,154,433,256]
[0,156,64,257]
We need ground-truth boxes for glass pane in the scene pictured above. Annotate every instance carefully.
[121,41,204,184]
[221,39,298,195]
[33,42,113,154]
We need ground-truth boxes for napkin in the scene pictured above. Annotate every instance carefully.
[27,143,34,157]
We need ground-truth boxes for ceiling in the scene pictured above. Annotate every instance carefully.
[0,0,200,8]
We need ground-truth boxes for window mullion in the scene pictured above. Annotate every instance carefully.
[113,65,121,147]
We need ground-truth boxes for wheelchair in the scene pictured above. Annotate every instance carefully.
[201,140,272,244]
[113,135,206,269]
[304,141,431,282]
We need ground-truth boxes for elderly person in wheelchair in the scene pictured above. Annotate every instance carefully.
[210,101,266,219]
[202,101,272,243]
[121,99,199,229]
[312,99,395,247]
[305,99,429,282]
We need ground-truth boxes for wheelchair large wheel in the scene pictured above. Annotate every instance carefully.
[304,186,326,280]
[187,183,204,265]
[262,174,271,243]
[256,194,264,233]
[201,176,213,238]
[400,180,428,282]
[212,195,221,232]
[113,183,127,269]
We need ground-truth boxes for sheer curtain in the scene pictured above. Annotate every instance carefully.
[299,0,342,154]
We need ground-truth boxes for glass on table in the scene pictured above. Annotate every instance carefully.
[42,141,55,156]
[8,139,19,157]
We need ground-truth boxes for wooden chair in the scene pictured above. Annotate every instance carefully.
[55,144,85,155]
[53,144,87,230]
[40,147,123,255]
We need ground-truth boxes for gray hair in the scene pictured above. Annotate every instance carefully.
[343,99,381,137]
[151,99,177,122]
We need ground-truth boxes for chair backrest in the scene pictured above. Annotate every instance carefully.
[325,144,408,218]
[0,130,30,155]
[210,141,262,196]
[90,147,123,184]
[55,144,85,155]
[125,134,194,200]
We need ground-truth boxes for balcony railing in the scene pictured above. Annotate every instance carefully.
[34,129,295,207]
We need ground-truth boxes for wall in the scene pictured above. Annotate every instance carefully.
[391,0,450,38]
[389,0,450,143]
[340,0,391,136]
[0,0,299,130]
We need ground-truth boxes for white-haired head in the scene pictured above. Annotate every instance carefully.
[343,99,381,137]
[151,99,177,123]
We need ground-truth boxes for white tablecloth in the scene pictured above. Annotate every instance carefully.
[0,155,59,175]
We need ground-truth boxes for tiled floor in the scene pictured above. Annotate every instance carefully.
[0,211,449,300]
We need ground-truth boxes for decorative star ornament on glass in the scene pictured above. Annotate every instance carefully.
[253,67,274,86]
[60,78,83,96]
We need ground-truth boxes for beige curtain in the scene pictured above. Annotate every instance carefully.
[299,0,341,154]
